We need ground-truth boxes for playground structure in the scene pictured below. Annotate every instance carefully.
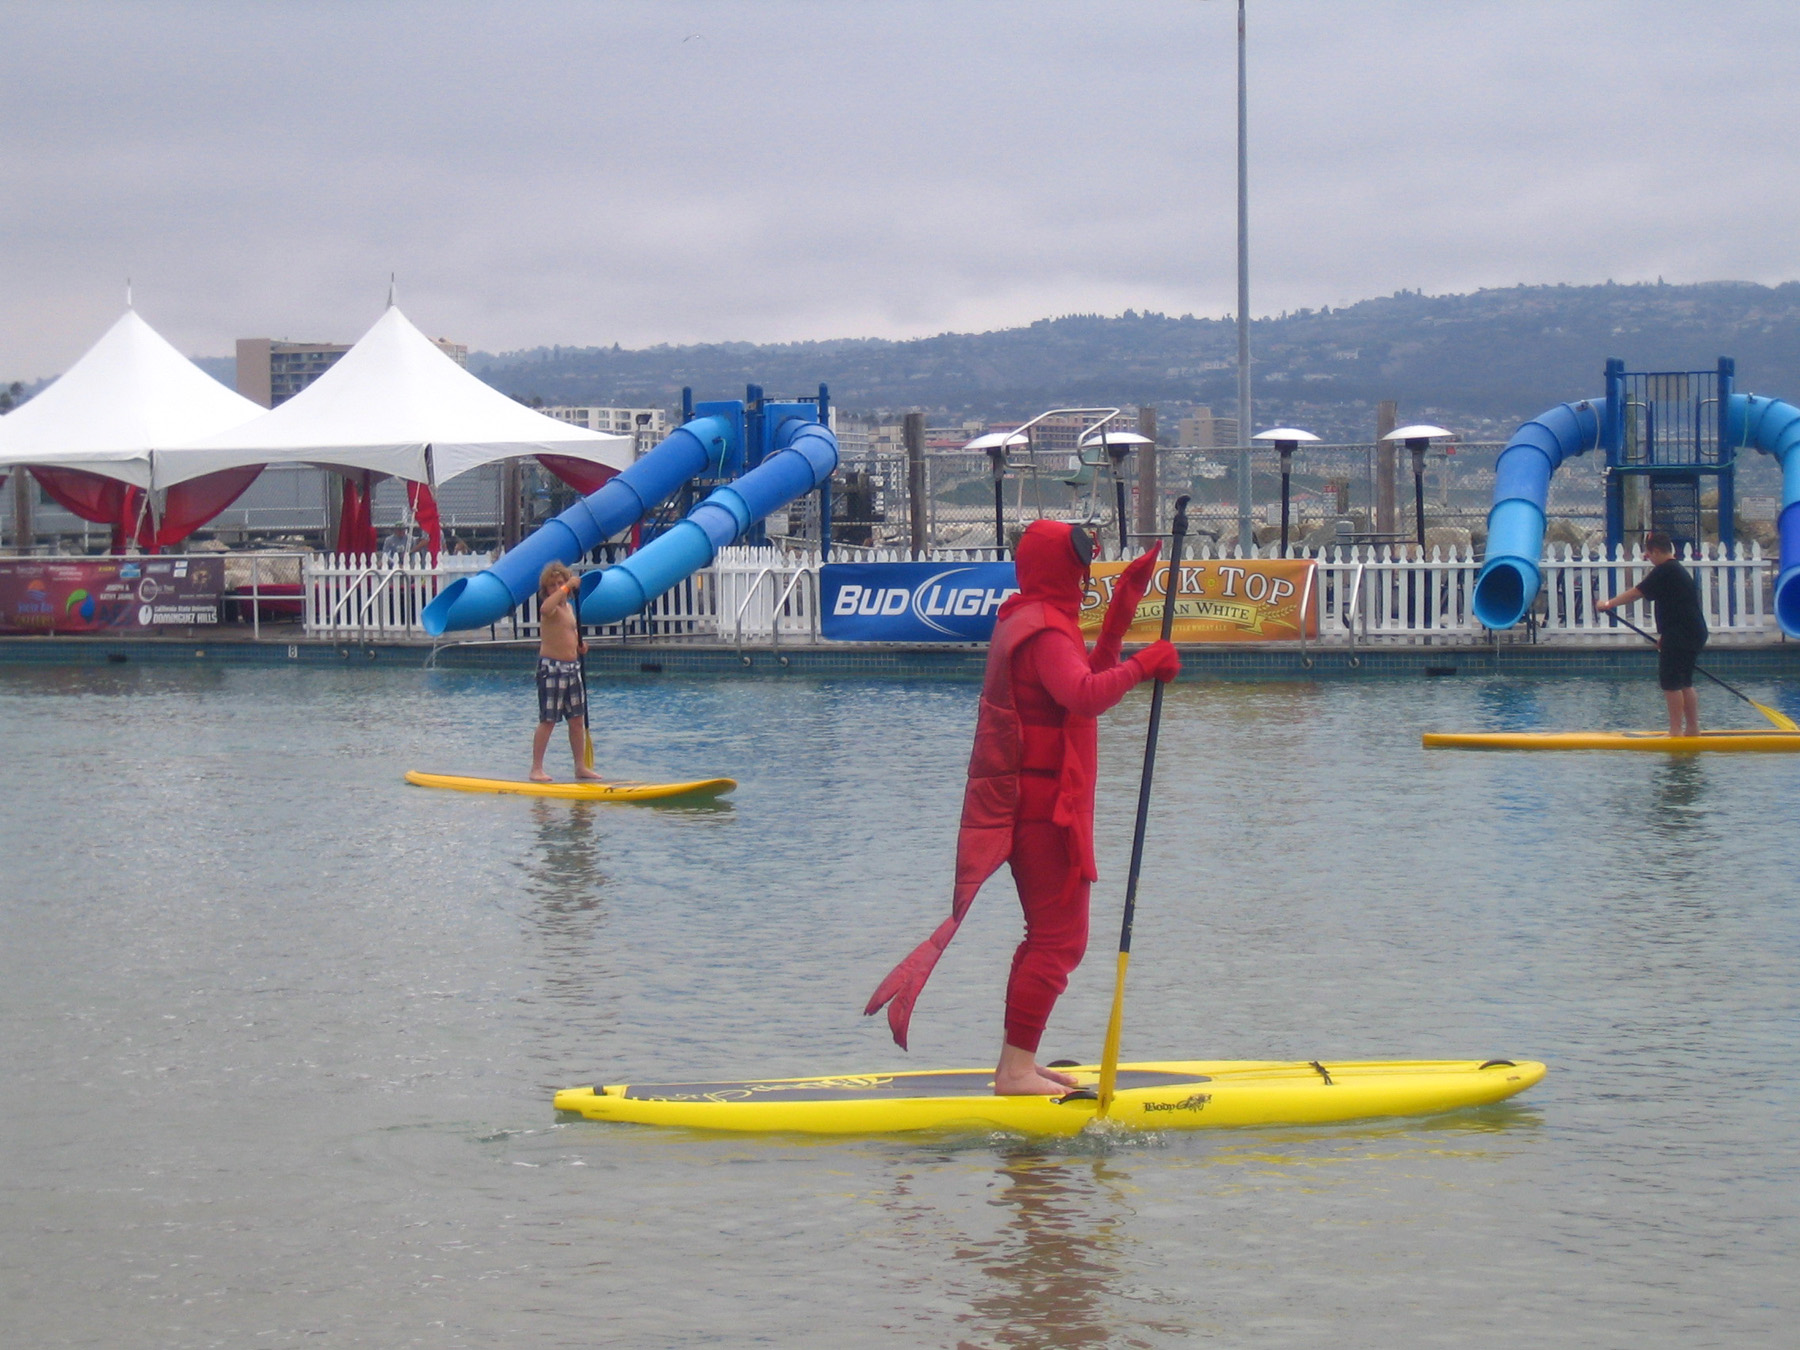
[1473,358,1800,636]
[423,385,838,636]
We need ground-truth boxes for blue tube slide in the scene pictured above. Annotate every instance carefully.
[1470,399,1604,629]
[421,415,730,635]
[580,418,838,624]
[1727,393,1800,636]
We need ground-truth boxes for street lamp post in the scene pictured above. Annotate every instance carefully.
[1079,427,1156,558]
[1253,427,1319,557]
[1383,425,1452,549]
[1234,0,1253,554]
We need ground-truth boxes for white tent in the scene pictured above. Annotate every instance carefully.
[159,305,633,489]
[0,309,264,488]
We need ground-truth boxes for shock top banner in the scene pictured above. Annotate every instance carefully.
[819,557,1316,643]
[1080,558,1318,642]
[0,557,224,635]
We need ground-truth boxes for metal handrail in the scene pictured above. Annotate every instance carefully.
[1296,560,1318,665]
[733,566,777,651]
[769,566,816,650]
[1342,558,1366,663]
[322,559,391,630]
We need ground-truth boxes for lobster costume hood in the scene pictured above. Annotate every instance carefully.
[865,520,1171,1048]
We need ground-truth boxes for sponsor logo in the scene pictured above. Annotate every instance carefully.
[1143,1093,1212,1113]
[830,566,1018,638]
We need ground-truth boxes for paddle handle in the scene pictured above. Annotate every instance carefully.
[1097,495,1189,1117]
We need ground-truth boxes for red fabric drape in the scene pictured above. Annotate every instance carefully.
[31,467,134,551]
[31,464,262,552]
[156,465,262,547]
[405,481,442,561]
[335,471,378,556]
[30,466,128,524]
[536,454,618,496]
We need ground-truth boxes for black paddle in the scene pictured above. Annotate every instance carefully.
[1097,494,1190,1118]
[1604,610,1796,731]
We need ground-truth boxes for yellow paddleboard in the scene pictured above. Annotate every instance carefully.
[1423,729,1800,753]
[405,770,736,801]
[552,1058,1544,1136]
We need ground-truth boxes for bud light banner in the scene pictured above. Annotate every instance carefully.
[820,562,1018,642]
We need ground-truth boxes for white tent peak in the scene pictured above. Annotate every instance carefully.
[161,304,632,489]
[0,308,264,487]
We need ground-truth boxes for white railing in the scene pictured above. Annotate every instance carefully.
[300,541,1781,644]
[1311,540,1772,645]
[303,552,488,637]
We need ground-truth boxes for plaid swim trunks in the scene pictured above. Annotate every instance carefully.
[536,657,587,724]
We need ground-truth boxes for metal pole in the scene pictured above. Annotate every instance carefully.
[990,451,1007,555]
[1234,0,1253,553]
[251,553,261,642]
[1279,447,1292,558]
[1135,406,1160,542]
[904,411,926,558]
[1412,446,1427,547]
[1375,400,1397,534]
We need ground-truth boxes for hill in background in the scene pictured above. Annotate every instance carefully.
[468,280,1800,442]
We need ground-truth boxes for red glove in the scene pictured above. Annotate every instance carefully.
[1133,638,1181,683]
[1100,541,1162,650]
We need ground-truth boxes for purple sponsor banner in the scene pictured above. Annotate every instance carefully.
[0,557,224,634]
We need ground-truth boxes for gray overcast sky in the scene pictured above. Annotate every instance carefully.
[4,0,1799,378]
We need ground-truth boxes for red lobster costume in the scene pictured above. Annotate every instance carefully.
[865,519,1179,1051]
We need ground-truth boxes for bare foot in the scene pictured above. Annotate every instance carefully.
[574,767,602,781]
[994,1043,1082,1096]
[529,769,553,783]
[994,1065,1077,1096]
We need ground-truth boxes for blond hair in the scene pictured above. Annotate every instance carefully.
[539,562,574,598]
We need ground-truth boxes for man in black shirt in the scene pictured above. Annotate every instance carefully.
[1596,531,1709,736]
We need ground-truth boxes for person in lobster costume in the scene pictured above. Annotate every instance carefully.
[865,519,1181,1095]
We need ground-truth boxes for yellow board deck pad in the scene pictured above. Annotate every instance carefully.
[405,770,736,801]
[1423,729,1800,753]
[552,1058,1545,1135]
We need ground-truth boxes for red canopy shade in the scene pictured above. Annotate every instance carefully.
[537,454,619,497]
[31,464,262,552]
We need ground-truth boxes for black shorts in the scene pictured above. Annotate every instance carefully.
[1658,642,1703,692]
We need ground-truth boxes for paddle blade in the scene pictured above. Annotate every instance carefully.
[1095,950,1130,1117]
[1751,698,1799,732]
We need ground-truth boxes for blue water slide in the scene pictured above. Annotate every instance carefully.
[1727,392,1800,636]
[1470,399,1605,629]
[580,418,838,624]
[421,415,731,635]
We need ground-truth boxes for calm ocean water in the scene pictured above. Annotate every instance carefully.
[2,662,1796,1347]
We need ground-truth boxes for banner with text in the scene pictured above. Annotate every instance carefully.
[0,557,225,635]
[1079,558,1318,642]
[820,561,1017,641]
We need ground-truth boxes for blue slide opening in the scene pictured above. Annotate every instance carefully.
[421,415,731,635]
[1471,399,1603,629]
[1727,392,1800,637]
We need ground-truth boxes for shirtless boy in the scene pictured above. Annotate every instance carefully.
[531,562,601,783]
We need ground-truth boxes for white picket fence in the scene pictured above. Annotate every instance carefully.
[301,541,1783,645]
